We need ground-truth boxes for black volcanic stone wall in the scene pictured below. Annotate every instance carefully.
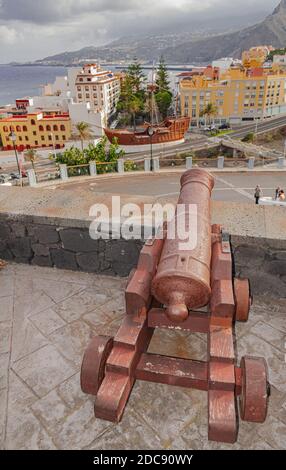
[0,214,286,297]
[0,215,143,277]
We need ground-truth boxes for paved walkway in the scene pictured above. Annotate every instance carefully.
[0,263,285,450]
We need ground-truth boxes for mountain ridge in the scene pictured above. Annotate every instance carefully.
[35,1,286,65]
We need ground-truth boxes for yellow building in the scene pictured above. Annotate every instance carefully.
[180,66,286,126]
[0,112,71,151]
[242,46,273,68]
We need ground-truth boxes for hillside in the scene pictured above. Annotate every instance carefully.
[35,1,286,65]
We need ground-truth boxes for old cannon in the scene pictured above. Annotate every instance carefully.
[80,169,270,444]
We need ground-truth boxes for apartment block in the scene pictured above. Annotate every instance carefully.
[180,66,286,126]
[75,64,121,119]
[0,112,71,151]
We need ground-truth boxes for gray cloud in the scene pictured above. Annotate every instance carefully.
[0,0,280,62]
[0,0,142,23]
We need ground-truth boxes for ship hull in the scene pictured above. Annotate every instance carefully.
[104,117,190,152]
[116,139,185,154]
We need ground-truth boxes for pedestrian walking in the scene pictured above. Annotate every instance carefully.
[279,190,286,202]
[254,185,262,205]
[275,186,281,200]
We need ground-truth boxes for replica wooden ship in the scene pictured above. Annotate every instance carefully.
[104,116,190,151]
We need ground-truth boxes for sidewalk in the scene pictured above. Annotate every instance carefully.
[0,263,285,450]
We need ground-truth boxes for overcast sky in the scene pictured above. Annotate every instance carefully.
[0,0,280,63]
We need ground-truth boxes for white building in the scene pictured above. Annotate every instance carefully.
[68,102,105,137]
[75,64,121,118]
[212,58,236,71]
[273,54,286,66]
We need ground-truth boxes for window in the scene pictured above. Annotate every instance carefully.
[23,126,27,132]
[3,126,8,132]
[85,86,89,91]
[78,94,82,99]
[19,136,22,141]
[39,125,44,131]
[41,136,45,141]
[16,125,21,132]
[33,131,36,136]
[48,135,52,141]
[60,125,65,131]
[77,87,81,91]
[25,136,29,141]
[55,135,59,141]
[63,135,66,140]
[31,119,36,125]
[46,125,51,131]
[53,125,58,131]
[35,141,38,145]
[86,94,90,99]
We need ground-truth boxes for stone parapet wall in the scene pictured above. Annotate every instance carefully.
[0,213,286,297]
[231,236,286,297]
[0,214,143,277]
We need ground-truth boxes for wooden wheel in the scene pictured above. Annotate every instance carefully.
[234,278,251,322]
[240,356,270,423]
[81,335,113,396]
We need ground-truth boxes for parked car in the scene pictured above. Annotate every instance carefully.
[219,123,230,130]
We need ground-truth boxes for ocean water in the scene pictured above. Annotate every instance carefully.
[0,65,67,106]
[0,64,183,107]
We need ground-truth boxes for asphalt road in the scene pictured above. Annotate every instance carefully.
[56,171,286,204]
[230,114,286,139]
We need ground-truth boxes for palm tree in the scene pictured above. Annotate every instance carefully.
[200,103,218,127]
[74,122,93,151]
[24,149,37,171]
[128,97,142,131]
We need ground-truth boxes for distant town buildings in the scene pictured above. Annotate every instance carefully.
[242,46,274,68]
[180,46,286,126]
[0,62,122,150]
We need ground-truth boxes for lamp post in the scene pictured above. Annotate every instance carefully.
[50,133,56,160]
[9,131,22,183]
[147,126,155,172]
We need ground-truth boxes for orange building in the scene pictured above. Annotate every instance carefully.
[0,112,71,151]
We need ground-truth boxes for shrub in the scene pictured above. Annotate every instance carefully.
[242,132,255,143]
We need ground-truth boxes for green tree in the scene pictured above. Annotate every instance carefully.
[128,96,144,130]
[24,149,38,171]
[156,56,171,93]
[200,103,218,126]
[127,58,147,95]
[154,57,172,118]
[117,61,146,128]
[73,121,94,151]
[155,91,172,119]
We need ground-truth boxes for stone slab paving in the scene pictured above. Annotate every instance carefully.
[0,263,285,450]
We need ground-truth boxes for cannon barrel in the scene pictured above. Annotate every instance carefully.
[152,169,215,323]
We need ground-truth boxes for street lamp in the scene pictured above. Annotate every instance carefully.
[50,133,56,160]
[9,131,21,182]
[147,126,155,171]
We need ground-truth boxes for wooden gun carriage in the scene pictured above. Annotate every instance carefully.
[81,169,270,443]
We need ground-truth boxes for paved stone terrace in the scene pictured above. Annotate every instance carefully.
[0,263,285,450]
